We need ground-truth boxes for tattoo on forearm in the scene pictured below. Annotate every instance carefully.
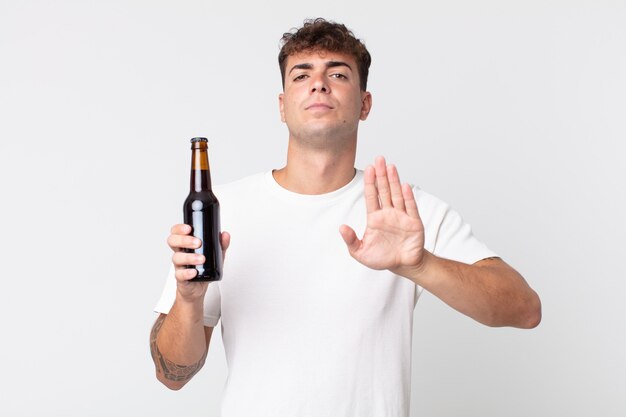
[150,315,208,382]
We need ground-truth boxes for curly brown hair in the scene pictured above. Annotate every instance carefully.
[278,18,372,91]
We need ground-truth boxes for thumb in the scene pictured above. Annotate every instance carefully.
[339,225,361,254]
[220,231,231,261]
[220,231,231,250]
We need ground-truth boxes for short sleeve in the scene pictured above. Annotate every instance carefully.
[431,204,498,265]
[414,187,498,265]
[153,264,222,327]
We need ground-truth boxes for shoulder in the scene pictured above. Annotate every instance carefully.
[410,185,451,220]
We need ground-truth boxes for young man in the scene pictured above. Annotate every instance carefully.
[151,18,541,417]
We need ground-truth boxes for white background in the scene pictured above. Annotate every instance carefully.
[1,1,625,416]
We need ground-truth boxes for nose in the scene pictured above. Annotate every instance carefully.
[310,74,329,94]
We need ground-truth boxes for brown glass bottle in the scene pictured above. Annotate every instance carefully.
[183,137,223,281]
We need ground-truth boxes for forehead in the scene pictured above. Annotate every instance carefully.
[286,50,357,69]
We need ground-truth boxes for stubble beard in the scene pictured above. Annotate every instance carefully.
[289,120,358,152]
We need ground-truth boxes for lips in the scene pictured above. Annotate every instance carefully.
[305,102,334,110]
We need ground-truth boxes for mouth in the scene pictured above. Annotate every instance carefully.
[305,103,334,110]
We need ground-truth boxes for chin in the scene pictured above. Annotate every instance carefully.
[294,122,357,144]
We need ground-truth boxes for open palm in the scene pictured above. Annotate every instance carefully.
[340,157,425,273]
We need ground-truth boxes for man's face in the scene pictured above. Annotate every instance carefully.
[279,50,372,146]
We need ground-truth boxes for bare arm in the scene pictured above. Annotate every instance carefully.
[150,313,213,390]
[340,157,541,329]
[150,224,230,390]
[398,254,541,328]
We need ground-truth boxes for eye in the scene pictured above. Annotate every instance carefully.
[293,74,308,81]
[330,73,348,80]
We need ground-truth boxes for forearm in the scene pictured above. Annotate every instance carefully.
[396,252,541,328]
[150,295,208,390]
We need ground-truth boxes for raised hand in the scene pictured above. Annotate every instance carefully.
[339,156,425,274]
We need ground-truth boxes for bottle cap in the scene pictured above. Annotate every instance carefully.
[190,137,208,143]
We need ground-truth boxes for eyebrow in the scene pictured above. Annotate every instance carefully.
[288,60,353,75]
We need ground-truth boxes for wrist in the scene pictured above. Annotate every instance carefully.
[392,250,436,285]
[174,290,206,316]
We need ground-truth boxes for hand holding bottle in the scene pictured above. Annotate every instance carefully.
[167,224,231,302]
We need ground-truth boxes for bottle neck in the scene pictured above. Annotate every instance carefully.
[190,146,212,192]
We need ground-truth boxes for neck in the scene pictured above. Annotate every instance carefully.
[191,168,212,192]
[272,136,357,195]
[190,148,212,192]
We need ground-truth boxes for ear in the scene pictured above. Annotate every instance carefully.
[359,91,372,121]
[279,93,286,123]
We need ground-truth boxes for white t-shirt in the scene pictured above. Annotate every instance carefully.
[154,170,497,417]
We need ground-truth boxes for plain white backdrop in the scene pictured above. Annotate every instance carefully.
[1,1,624,416]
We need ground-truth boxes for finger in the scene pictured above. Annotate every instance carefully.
[402,183,421,220]
[375,156,392,208]
[175,268,198,282]
[220,231,231,261]
[220,231,231,252]
[339,225,361,255]
[171,224,192,235]
[387,164,405,211]
[364,165,380,213]
[167,234,202,251]
[172,252,205,269]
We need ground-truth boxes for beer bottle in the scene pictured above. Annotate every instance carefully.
[183,137,223,281]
